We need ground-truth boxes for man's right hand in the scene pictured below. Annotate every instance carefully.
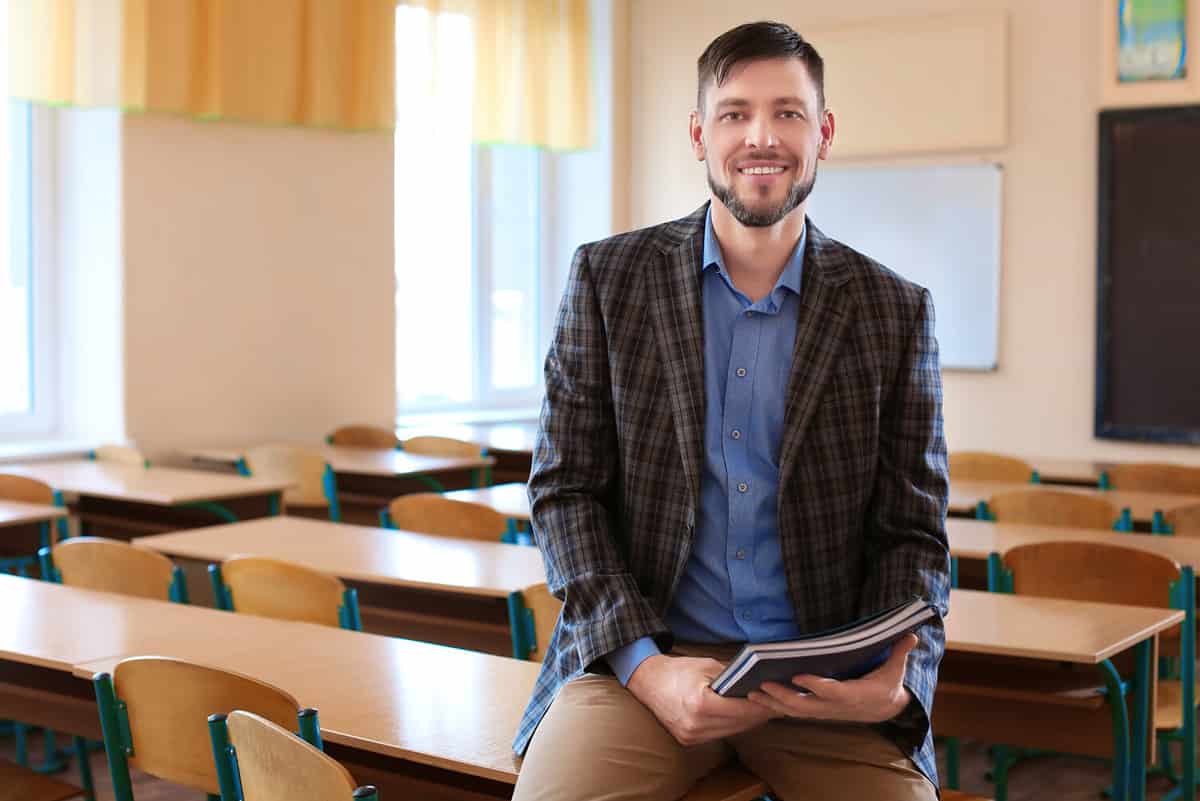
[625,654,778,746]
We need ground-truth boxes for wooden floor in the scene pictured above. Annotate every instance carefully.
[1,729,1191,800]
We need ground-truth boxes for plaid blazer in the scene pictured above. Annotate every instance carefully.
[514,203,950,786]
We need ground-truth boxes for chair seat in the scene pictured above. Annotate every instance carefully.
[942,791,992,801]
[684,763,769,801]
[0,758,83,801]
[1155,677,1200,731]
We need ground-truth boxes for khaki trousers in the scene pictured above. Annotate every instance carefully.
[512,646,936,801]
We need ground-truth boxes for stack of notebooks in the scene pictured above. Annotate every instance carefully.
[711,597,938,698]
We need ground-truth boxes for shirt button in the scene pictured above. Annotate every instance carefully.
[737,482,749,493]
[742,610,752,621]
[730,429,741,440]
[735,548,746,560]
[745,311,754,318]
[736,367,747,378]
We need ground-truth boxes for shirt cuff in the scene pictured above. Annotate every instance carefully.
[606,636,662,686]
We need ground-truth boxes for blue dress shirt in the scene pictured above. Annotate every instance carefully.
[607,209,806,685]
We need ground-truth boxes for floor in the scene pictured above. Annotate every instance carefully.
[1,728,1191,800]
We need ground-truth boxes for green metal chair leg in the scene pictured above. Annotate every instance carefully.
[73,735,95,801]
[14,722,27,765]
[33,729,68,773]
[945,736,960,789]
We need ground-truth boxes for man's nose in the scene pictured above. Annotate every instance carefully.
[745,115,778,148]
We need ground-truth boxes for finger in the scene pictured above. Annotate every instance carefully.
[746,691,795,717]
[749,688,831,719]
[879,634,919,681]
[700,689,779,720]
[788,674,838,698]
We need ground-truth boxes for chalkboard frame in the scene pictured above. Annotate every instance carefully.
[1095,104,1200,445]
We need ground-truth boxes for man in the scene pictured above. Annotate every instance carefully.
[512,20,949,801]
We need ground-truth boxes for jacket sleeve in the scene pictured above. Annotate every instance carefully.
[529,244,670,673]
[858,288,951,753]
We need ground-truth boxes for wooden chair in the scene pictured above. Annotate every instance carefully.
[950,452,1036,483]
[208,555,361,630]
[89,445,150,468]
[0,473,69,570]
[987,541,1195,801]
[240,445,340,522]
[326,424,399,450]
[507,582,561,661]
[209,710,378,801]
[1107,463,1200,495]
[383,493,510,542]
[92,656,315,801]
[1167,503,1200,537]
[980,489,1124,530]
[39,537,188,602]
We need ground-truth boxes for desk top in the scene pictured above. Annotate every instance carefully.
[189,446,495,478]
[442,483,531,521]
[134,516,546,597]
[0,500,66,527]
[945,589,1182,663]
[1,461,292,505]
[949,479,1200,521]
[948,518,1200,565]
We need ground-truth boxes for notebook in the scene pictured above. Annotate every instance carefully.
[710,597,938,698]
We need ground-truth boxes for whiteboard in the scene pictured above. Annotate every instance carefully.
[807,162,1002,370]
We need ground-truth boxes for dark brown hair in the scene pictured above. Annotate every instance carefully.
[696,21,825,112]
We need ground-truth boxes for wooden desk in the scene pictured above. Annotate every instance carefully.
[949,479,1200,526]
[398,422,536,484]
[1,461,290,540]
[0,576,1178,801]
[949,518,1200,566]
[940,590,1180,801]
[0,574,533,798]
[443,483,531,522]
[0,501,66,528]
[134,516,546,654]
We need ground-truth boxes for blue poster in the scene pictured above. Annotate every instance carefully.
[1119,0,1188,81]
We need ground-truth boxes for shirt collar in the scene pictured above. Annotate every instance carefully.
[702,206,805,295]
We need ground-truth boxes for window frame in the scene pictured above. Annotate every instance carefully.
[0,102,58,438]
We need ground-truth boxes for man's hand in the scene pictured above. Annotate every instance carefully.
[626,654,777,746]
[746,633,918,723]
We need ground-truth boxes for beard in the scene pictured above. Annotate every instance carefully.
[707,163,816,228]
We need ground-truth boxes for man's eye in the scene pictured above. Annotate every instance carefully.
[780,111,802,119]
[721,112,744,121]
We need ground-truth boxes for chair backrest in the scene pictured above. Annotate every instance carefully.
[1002,541,1180,608]
[1167,502,1200,537]
[1106,462,1200,494]
[95,657,300,797]
[986,489,1120,530]
[949,451,1035,483]
[386,493,510,541]
[0,473,56,505]
[242,445,330,509]
[92,445,149,468]
[327,425,399,450]
[509,582,561,662]
[213,556,357,629]
[47,537,182,601]
[400,436,483,458]
[220,710,376,801]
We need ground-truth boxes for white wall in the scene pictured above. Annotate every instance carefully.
[628,0,1200,464]
[121,114,396,453]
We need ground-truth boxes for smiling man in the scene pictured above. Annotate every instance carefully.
[511,21,950,801]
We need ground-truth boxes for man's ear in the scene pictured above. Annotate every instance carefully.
[817,107,836,160]
[689,109,705,161]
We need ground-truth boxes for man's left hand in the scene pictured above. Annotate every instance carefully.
[745,633,917,723]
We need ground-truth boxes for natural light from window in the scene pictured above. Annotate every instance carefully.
[394,6,544,415]
[0,0,33,417]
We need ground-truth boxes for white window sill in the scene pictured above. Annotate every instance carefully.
[0,438,102,464]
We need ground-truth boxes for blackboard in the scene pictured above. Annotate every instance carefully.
[1096,105,1200,445]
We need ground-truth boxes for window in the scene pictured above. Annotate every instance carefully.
[394,6,550,415]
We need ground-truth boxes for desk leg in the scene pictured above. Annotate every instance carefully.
[1130,637,1153,801]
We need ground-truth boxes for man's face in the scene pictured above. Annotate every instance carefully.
[690,57,834,228]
